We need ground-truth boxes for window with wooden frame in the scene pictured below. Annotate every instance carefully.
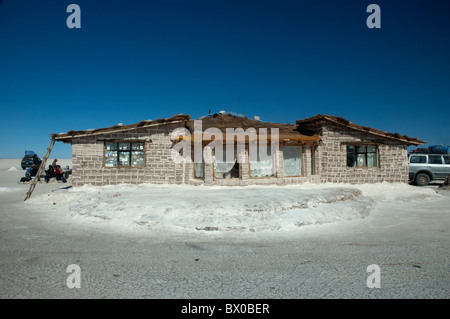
[347,145,378,168]
[249,145,275,178]
[283,145,303,177]
[104,141,145,167]
[213,145,240,179]
[193,147,204,179]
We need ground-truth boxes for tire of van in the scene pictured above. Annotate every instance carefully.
[415,173,431,186]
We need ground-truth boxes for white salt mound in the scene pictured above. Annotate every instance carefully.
[26,182,439,234]
[7,167,19,171]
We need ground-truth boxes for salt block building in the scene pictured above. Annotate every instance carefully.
[52,113,424,187]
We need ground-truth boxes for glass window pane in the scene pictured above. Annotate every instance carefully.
[444,156,450,164]
[119,152,130,166]
[347,152,356,167]
[194,162,204,179]
[132,143,144,151]
[105,142,117,151]
[119,143,131,150]
[357,154,366,167]
[367,145,376,153]
[105,151,118,167]
[367,152,377,167]
[214,146,239,179]
[250,146,274,177]
[356,145,366,153]
[131,151,144,167]
[410,156,426,164]
[194,147,204,179]
[428,155,442,164]
[284,146,302,176]
[347,145,355,153]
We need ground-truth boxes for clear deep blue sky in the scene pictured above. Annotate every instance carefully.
[0,0,449,159]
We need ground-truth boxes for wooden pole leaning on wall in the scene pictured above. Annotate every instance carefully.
[24,138,56,201]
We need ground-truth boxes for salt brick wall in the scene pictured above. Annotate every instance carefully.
[317,122,409,184]
[71,123,185,187]
[70,120,408,186]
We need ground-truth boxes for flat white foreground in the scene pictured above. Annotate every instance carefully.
[25,179,440,235]
[0,159,448,298]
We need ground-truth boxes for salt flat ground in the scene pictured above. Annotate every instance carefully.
[0,159,448,299]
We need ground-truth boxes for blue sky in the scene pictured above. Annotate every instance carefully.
[0,0,449,159]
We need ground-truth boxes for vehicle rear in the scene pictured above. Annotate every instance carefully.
[21,151,42,170]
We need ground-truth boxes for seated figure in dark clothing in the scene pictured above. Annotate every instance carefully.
[25,164,39,178]
[45,165,55,183]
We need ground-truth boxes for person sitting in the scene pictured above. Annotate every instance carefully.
[25,164,39,178]
[54,165,67,183]
[45,165,55,183]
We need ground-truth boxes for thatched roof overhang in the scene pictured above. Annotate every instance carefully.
[51,114,191,144]
[296,114,425,146]
[176,113,320,144]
